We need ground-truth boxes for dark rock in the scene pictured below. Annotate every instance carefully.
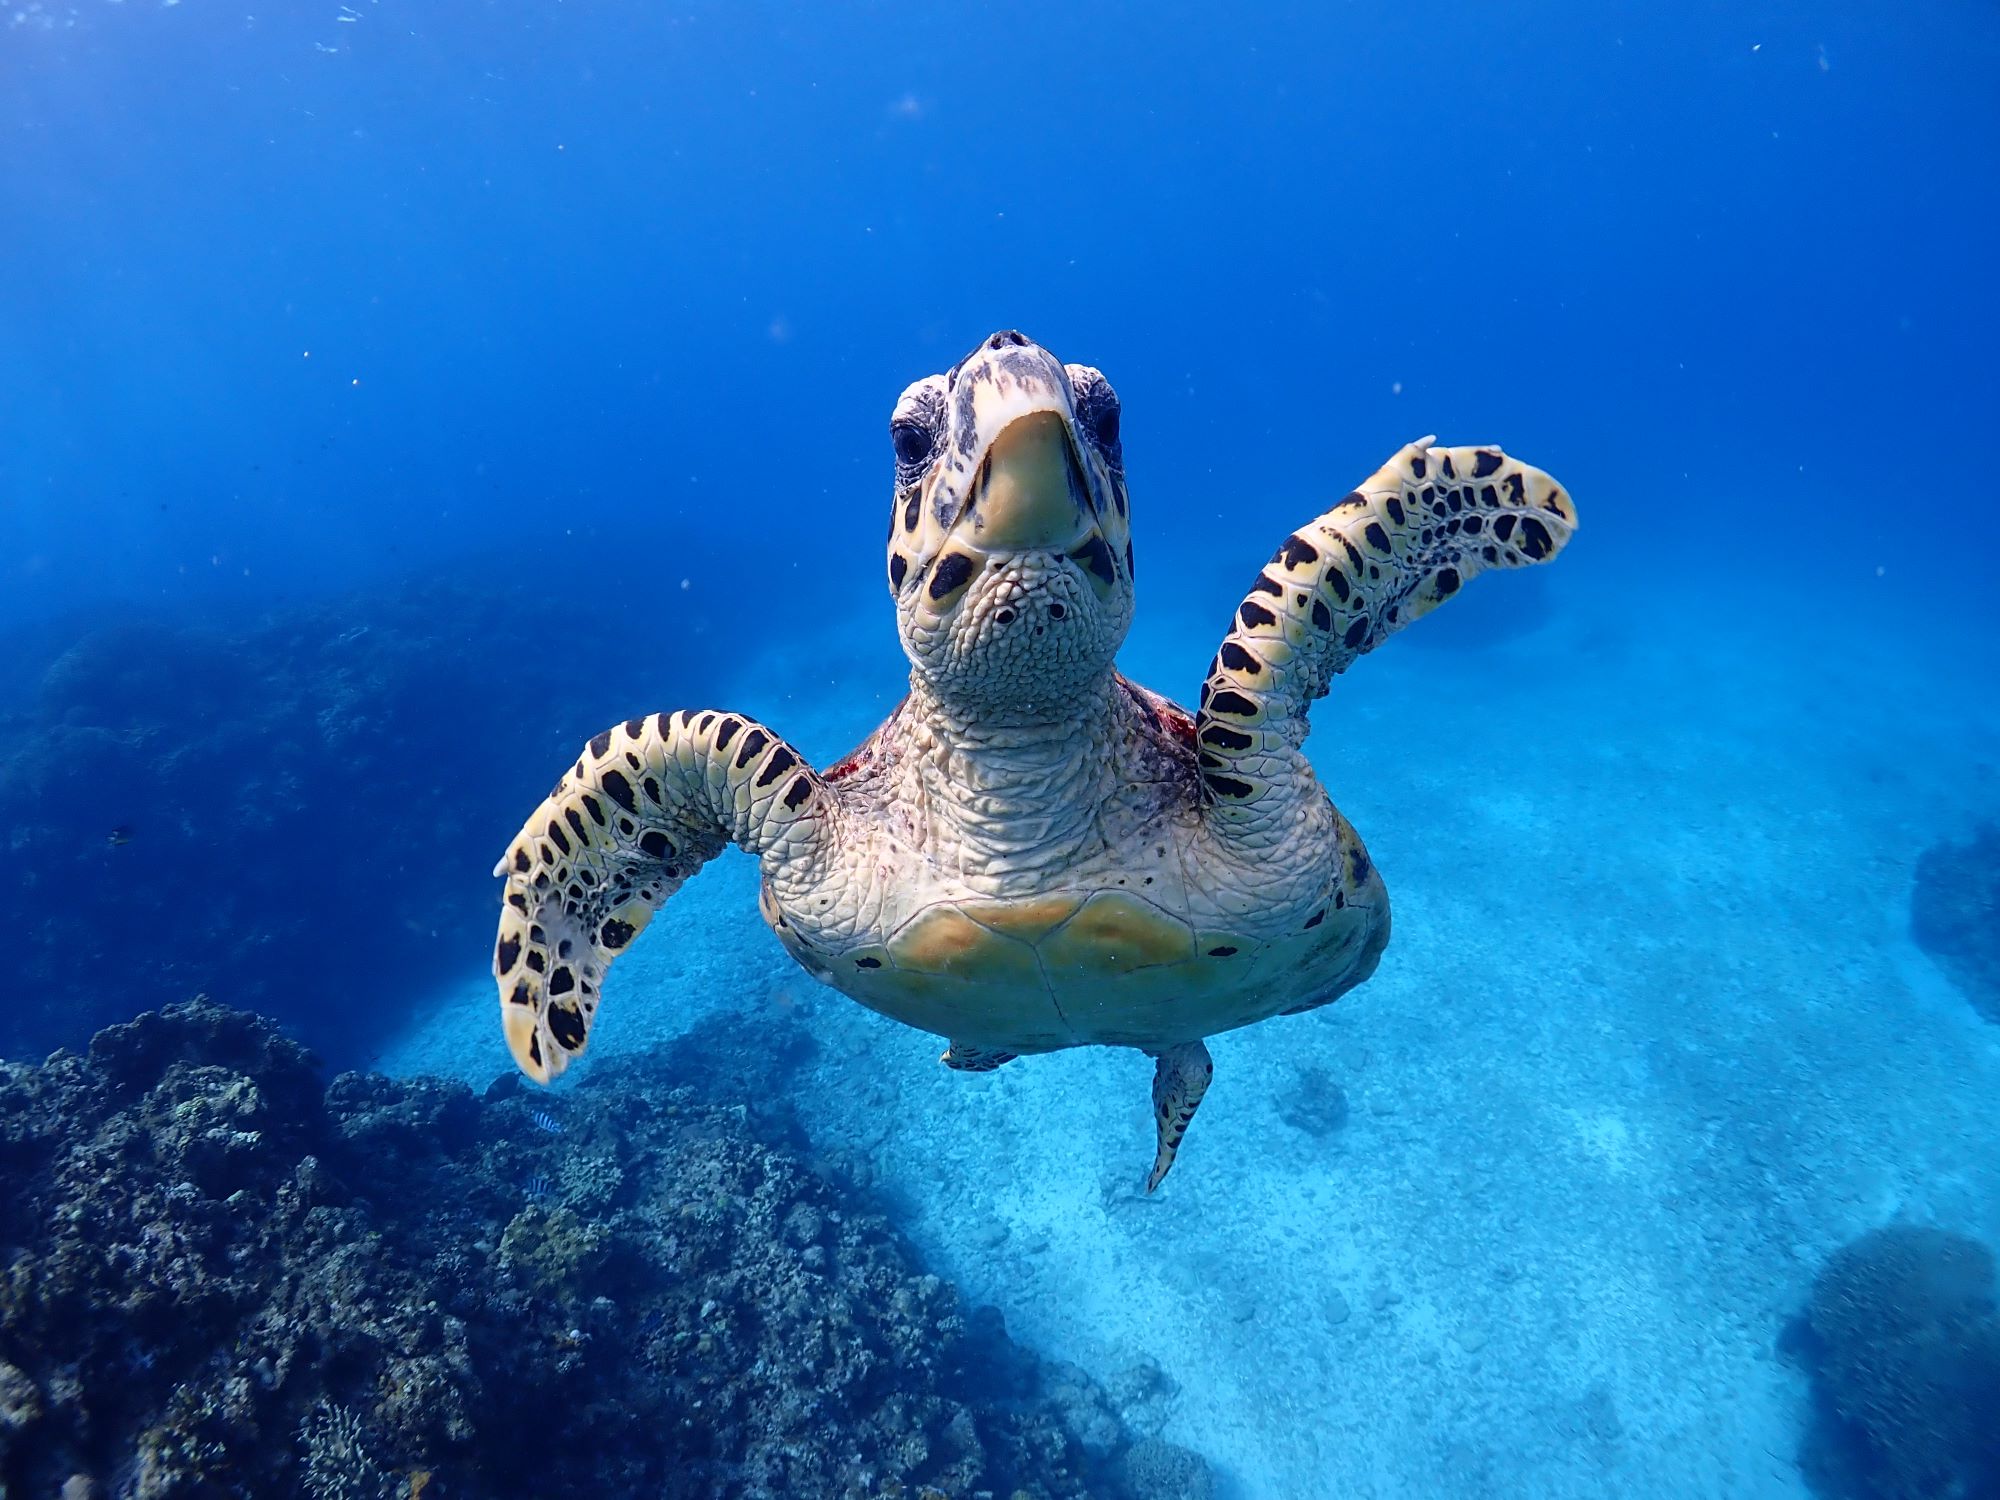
[1043,1360,1126,1454]
[1576,1385,1624,1443]
[1277,1065,1349,1138]
[1784,1224,2000,1500]
[89,999,324,1114]
[1912,826,2000,1023]
[0,999,1184,1500]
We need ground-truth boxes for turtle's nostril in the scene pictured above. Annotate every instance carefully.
[1048,602,1067,620]
[988,330,1029,350]
[995,608,1016,626]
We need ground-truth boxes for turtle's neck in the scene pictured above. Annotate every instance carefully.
[899,671,1122,888]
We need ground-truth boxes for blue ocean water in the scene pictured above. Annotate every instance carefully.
[4,2,1999,1497]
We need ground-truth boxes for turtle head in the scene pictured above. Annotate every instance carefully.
[885,330,1134,714]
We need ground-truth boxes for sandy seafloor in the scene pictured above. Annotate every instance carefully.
[387,558,2000,1500]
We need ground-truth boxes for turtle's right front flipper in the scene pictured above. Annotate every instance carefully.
[492,710,828,1083]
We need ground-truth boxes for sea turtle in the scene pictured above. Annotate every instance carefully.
[491,330,1577,1189]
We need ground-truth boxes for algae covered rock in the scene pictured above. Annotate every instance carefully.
[0,999,1197,1499]
[1785,1224,2000,1500]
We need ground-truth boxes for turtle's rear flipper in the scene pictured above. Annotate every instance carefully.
[1145,1039,1213,1192]
[941,1042,1017,1072]
[492,711,828,1084]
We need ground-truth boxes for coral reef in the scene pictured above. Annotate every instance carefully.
[0,566,729,1066]
[0,1000,1206,1499]
[1782,1224,2000,1500]
[1911,825,2000,1024]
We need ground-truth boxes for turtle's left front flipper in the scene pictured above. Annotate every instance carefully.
[491,710,830,1083]
[1195,438,1576,827]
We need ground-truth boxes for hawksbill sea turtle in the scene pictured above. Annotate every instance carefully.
[491,330,1577,1190]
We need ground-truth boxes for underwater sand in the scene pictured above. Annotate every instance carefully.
[387,562,2000,1500]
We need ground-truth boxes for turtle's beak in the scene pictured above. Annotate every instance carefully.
[965,411,1094,552]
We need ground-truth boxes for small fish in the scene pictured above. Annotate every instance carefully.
[530,1110,564,1135]
[524,1174,552,1202]
[107,825,134,847]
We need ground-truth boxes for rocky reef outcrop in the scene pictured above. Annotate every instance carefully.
[1783,1224,2000,1500]
[1912,825,2000,1024]
[0,1000,1207,1499]
[0,567,729,1066]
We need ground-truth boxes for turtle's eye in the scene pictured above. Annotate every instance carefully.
[1084,398,1120,448]
[1072,378,1120,452]
[891,420,934,469]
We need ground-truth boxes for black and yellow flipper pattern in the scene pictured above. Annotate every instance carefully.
[1196,437,1577,830]
[491,709,827,1082]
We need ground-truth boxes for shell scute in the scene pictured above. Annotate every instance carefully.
[959,893,1085,944]
[1037,890,1195,977]
[887,903,1043,984]
[864,967,1068,1050]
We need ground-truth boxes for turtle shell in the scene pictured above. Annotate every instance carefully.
[763,876,1388,1053]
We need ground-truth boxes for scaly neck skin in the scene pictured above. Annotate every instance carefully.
[901,670,1121,888]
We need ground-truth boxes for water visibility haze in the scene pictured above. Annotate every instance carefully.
[2,3,1998,1498]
